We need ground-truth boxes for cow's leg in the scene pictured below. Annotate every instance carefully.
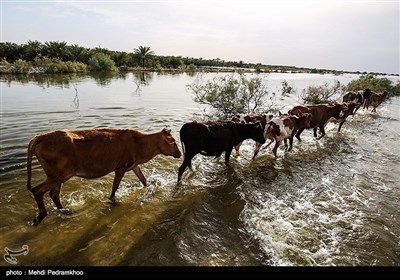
[252,142,262,159]
[234,142,242,154]
[49,182,71,215]
[313,127,318,138]
[133,166,147,187]
[287,136,294,152]
[317,126,326,140]
[253,139,274,159]
[30,179,53,226]
[109,170,126,205]
[272,141,281,157]
[225,146,233,164]
[354,104,361,114]
[338,120,345,132]
[178,154,194,182]
[284,138,288,150]
[295,128,304,141]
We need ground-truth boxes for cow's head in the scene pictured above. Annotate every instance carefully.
[265,119,281,139]
[297,113,312,128]
[363,88,372,99]
[343,102,358,116]
[231,114,241,123]
[160,128,181,158]
[248,121,266,144]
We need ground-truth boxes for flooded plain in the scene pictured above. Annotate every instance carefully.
[1,72,399,266]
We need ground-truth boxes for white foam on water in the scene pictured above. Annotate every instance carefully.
[241,181,366,265]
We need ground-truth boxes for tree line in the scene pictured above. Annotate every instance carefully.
[1,40,393,75]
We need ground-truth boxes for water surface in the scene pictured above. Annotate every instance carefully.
[1,72,399,266]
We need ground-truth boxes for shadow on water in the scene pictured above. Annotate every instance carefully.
[1,160,261,266]
[117,164,264,266]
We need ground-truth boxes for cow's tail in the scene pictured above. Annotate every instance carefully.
[27,137,38,192]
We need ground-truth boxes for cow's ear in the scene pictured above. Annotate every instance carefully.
[162,127,172,135]
[165,136,176,144]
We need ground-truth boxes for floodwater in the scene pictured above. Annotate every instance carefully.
[0,72,399,266]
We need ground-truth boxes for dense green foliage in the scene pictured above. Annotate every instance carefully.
[345,74,400,96]
[3,40,394,75]
[187,74,273,117]
[88,53,117,72]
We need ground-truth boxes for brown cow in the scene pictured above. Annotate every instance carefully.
[253,112,312,158]
[363,91,389,112]
[27,127,181,226]
[288,103,348,140]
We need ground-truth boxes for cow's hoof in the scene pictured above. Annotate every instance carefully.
[33,217,40,226]
[108,198,117,206]
[32,214,45,226]
[59,208,73,215]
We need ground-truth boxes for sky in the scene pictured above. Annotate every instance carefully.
[1,0,399,74]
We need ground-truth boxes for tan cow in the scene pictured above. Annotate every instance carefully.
[27,127,181,226]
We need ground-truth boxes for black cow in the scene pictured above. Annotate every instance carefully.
[178,121,265,181]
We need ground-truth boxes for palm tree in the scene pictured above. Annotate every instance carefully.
[67,44,89,63]
[44,41,68,60]
[0,42,22,62]
[133,46,154,68]
[23,40,43,61]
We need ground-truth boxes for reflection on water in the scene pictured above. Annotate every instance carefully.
[0,72,399,266]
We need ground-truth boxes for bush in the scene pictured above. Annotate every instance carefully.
[345,74,400,96]
[11,59,31,74]
[32,57,87,73]
[187,74,274,118]
[187,64,197,72]
[281,80,295,97]
[301,80,343,104]
[88,53,117,72]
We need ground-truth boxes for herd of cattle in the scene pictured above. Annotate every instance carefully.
[26,88,389,225]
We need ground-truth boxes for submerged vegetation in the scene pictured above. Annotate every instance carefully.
[345,74,400,96]
[188,74,280,118]
[301,80,344,104]
[189,74,400,117]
